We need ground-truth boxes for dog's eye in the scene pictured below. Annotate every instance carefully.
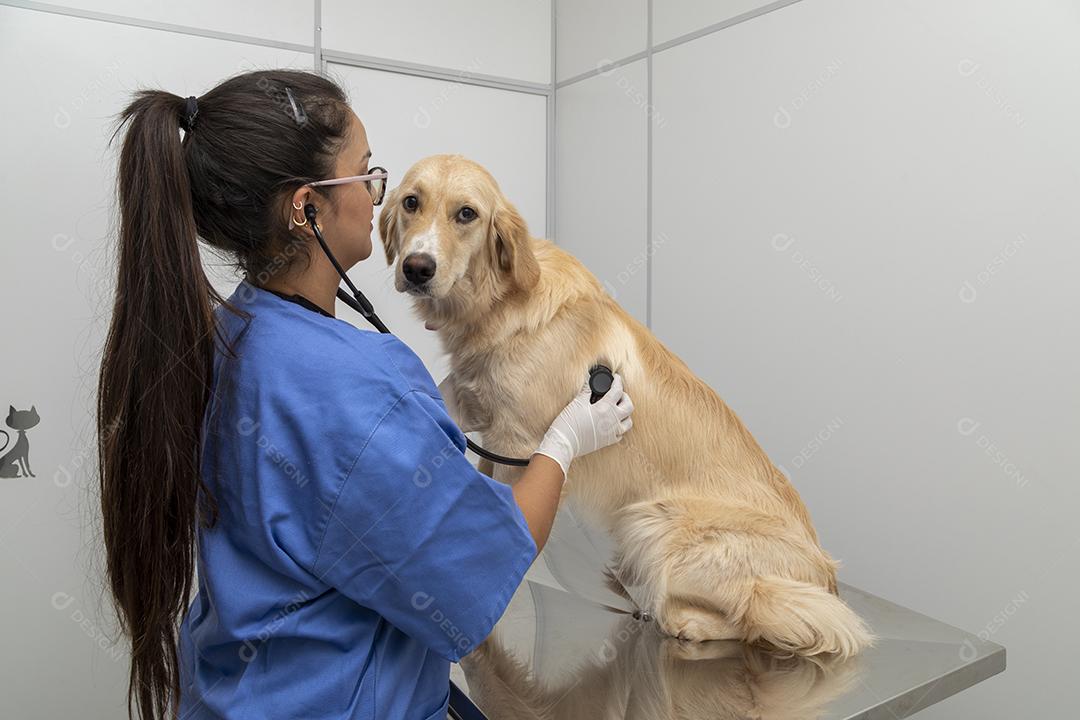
[457,207,477,223]
[403,195,419,212]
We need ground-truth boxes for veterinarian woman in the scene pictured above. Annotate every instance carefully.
[96,69,634,720]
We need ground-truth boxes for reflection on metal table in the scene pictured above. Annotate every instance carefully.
[449,499,1005,720]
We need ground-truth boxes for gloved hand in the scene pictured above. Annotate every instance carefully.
[532,371,634,481]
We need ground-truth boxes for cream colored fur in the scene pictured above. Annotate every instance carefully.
[378,154,875,660]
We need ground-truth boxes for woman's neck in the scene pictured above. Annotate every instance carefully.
[250,264,341,318]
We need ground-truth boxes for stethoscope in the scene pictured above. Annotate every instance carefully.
[302,203,615,467]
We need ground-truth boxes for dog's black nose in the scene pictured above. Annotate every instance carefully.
[403,253,437,285]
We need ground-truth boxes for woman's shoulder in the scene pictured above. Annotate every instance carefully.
[362,332,441,400]
[260,313,440,405]
[214,280,440,405]
[282,321,422,401]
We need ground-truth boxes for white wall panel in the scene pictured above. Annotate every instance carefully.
[554,0,647,82]
[650,1,1079,717]
[0,5,314,718]
[554,59,648,324]
[323,0,551,84]
[652,0,794,45]
[326,63,548,380]
[42,0,314,45]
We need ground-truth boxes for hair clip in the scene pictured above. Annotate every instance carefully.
[284,86,307,126]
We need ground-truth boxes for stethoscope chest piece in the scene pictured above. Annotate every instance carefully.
[589,364,614,404]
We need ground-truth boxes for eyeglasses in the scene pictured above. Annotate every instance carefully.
[305,166,389,205]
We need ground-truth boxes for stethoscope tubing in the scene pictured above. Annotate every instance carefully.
[305,203,533,466]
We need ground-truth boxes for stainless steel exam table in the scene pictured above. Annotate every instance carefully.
[447,499,1005,720]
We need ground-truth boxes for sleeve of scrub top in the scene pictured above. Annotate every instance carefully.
[311,388,538,663]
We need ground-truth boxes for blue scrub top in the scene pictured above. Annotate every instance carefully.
[177,278,537,719]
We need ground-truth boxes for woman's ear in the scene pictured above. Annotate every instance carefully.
[488,195,540,292]
[377,187,400,266]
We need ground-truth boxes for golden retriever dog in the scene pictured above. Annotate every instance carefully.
[377,154,875,659]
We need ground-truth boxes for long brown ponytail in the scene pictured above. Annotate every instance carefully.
[98,69,352,719]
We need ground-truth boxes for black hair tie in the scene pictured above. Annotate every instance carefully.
[180,95,199,132]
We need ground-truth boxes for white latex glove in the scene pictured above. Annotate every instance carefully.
[532,372,634,481]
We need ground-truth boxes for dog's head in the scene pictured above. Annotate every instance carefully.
[378,155,540,306]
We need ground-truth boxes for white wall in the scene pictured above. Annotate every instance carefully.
[554,0,1078,718]
[555,60,649,321]
[323,0,551,85]
[0,2,549,717]
[553,1,651,323]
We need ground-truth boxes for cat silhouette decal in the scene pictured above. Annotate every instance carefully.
[0,405,39,478]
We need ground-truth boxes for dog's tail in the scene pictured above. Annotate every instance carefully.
[741,574,875,660]
[612,495,876,661]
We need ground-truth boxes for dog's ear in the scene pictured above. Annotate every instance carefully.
[488,195,540,292]
[377,186,400,266]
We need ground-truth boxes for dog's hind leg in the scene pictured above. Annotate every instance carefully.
[609,495,872,657]
[608,495,763,641]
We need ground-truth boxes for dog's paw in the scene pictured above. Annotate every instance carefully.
[658,606,742,644]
